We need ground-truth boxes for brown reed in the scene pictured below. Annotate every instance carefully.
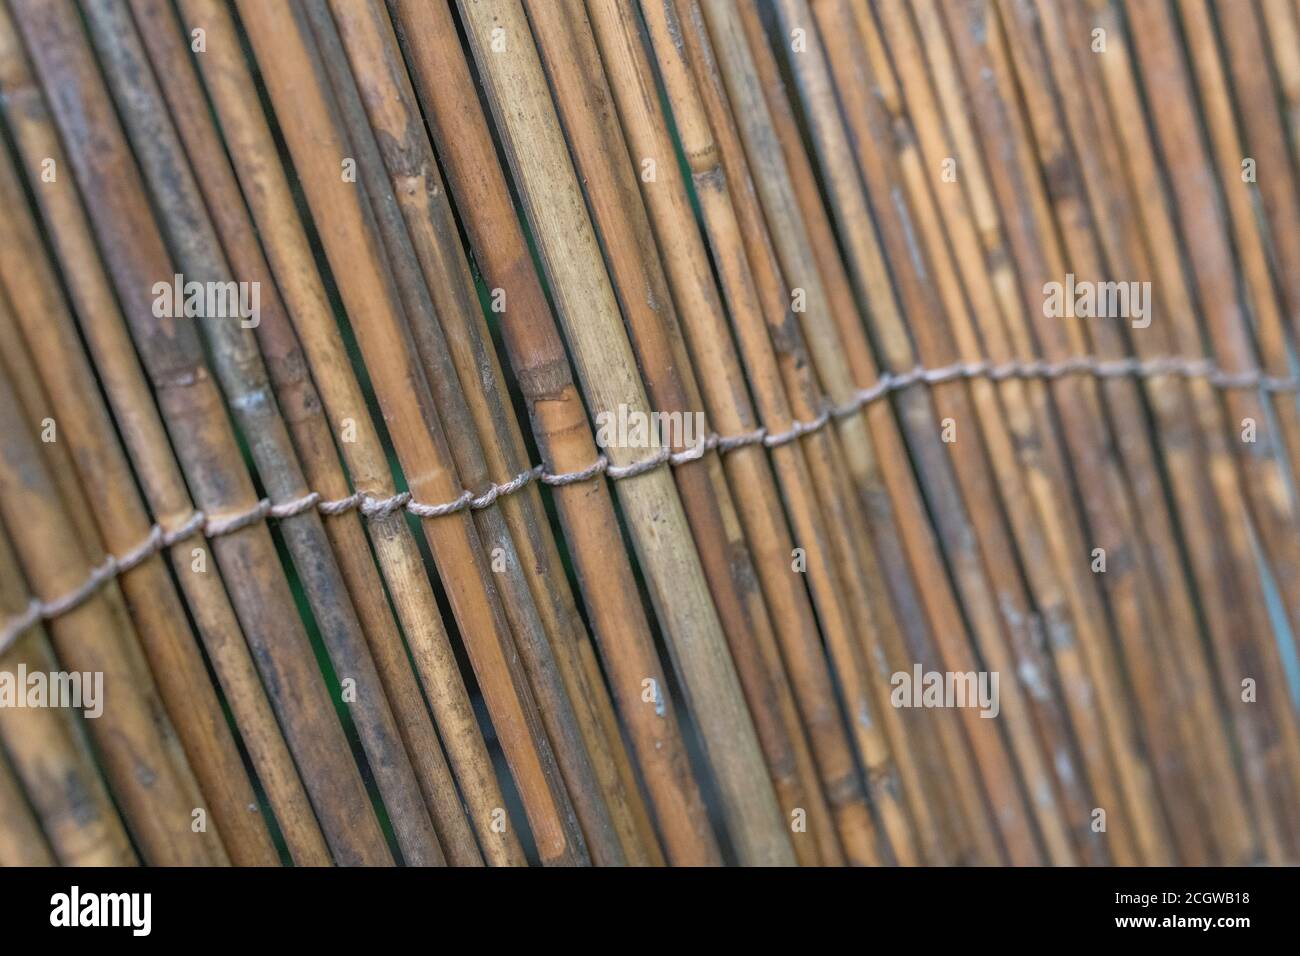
[1,0,1297,870]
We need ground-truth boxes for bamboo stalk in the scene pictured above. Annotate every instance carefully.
[1174,0,1300,626]
[0,5,332,868]
[9,0,391,866]
[775,0,1081,866]
[177,0,523,868]
[916,0,1176,864]
[301,0,620,865]
[83,0,442,867]
[1121,0,1300,853]
[1215,0,1300,339]
[456,0,792,866]
[880,0,1151,867]
[324,0,656,865]
[0,0,1290,871]
[0,741,52,866]
[652,0,974,866]
[1075,0,1300,862]
[813,0,1121,866]
[390,0,714,866]
[0,433,137,867]
[356,0,660,863]
[1007,0,1261,865]
[232,0,589,866]
[521,0,812,866]
[715,1,1000,864]
[0,118,279,869]
[688,0,1038,864]
[856,0,1138,866]
[0,359,223,865]
[1259,0,1300,175]
[127,0,479,867]
[992,0,1235,865]
[591,0,921,867]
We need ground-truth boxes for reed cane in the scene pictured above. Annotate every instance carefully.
[1077,0,1300,861]
[302,0,621,865]
[589,0,938,866]
[809,0,1122,864]
[232,0,589,866]
[686,0,1039,864]
[1259,0,1300,173]
[390,0,715,866]
[1173,0,1300,626]
[0,360,224,865]
[709,1,1003,864]
[0,124,279,868]
[915,0,1178,864]
[0,7,332,868]
[993,0,1250,865]
[769,0,1089,865]
[1003,0,1262,865]
[651,0,982,866]
[176,0,526,868]
[522,0,816,866]
[82,0,444,867]
[1122,0,1300,853]
[0,420,137,867]
[8,0,391,866]
[124,0,480,867]
[325,0,661,864]
[0,743,51,866]
[1215,0,1300,340]
[456,0,793,866]
[856,0,1150,865]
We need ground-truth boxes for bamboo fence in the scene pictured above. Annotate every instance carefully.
[0,0,1297,867]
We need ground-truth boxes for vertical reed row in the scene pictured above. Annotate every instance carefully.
[0,0,1297,867]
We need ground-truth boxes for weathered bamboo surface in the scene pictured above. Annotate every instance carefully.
[0,0,1297,866]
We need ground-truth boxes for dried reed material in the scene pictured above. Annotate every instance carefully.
[1260,0,1300,171]
[912,0,1173,864]
[686,0,1036,863]
[322,0,651,864]
[1003,0,1259,865]
[175,0,518,867]
[0,5,332,867]
[1119,0,1300,854]
[82,0,440,867]
[716,2,999,864]
[0,743,50,866]
[586,0,853,867]
[0,494,136,867]
[1073,0,1300,863]
[522,0,815,865]
[8,0,390,866]
[848,0,1120,865]
[0,124,278,868]
[390,0,710,866]
[990,0,1234,865]
[590,0,912,866]
[652,0,970,867]
[2,0,1297,870]
[1214,0,1300,338]
[0,358,223,865]
[303,0,621,865]
[124,0,479,866]
[1025,0,1265,864]
[790,0,1086,868]
[231,0,588,866]
[456,0,792,865]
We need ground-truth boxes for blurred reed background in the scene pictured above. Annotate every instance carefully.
[0,0,1298,867]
